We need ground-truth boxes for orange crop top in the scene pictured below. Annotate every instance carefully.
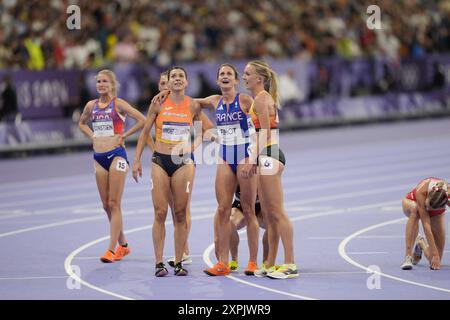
[249,98,279,147]
[155,96,193,144]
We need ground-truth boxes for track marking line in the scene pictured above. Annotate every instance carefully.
[0,276,69,281]
[347,251,389,255]
[338,218,450,294]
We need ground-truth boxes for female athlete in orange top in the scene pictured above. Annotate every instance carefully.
[153,64,258,276]
[133,67,204,277]
[242,61,298,279]
[149,70,214,267]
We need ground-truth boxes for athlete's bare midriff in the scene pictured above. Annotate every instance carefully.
[93,135,122,153]
[153,140,191,156]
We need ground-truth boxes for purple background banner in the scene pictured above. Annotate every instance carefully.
[1,55,449,149]
[0,70,82,120]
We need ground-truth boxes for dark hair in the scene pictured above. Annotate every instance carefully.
[216,63,239,80]
[428,182,448,209]
[167,66,188,80]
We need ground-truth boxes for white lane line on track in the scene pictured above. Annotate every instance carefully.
[0,209,150,238]
[0,216,106,238]
[1,142,448,192]
[200,200,400,301]
[0,276,69,281]
[0,151,444,206]
[65,201,398,301]
[0,165,221,191]
[0,196,394,239]
[0,197,217,220]
[0,174,93,190]
[309,235,404,240]
[347,252,389,255]
[64,213,214,301]
[0,205,333,240]
[1,159,416,228]
[73,254,205,260]
[301,271,368,275]
[0,196,396,299]
[2,154,448,210]
[2,161,441,220]
[381,206,402,211]
[0,185,399,240]
[338,218,450,294]
[202,242,316,300]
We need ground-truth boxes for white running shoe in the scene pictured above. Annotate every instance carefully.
[168,253,192,267]
[413,235,424,265]
[401,255,413,270]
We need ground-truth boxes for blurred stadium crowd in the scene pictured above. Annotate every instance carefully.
[0,0,449,70]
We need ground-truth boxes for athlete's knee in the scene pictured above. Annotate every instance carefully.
[409,208,419,220]
[217,205,232,220]
[266,209,281,224]
[240,202,255,216]
[154,208,168,224]
[108,198,121,211]
[173,209,187,225]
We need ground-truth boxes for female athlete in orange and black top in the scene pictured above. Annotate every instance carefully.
[242,60,298,279]
[133,67,204,277]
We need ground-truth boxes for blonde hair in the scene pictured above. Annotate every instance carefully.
[249,60,280,108]
[428,181,448,209]
[96,69,120,97]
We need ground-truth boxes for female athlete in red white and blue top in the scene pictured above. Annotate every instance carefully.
[79,69,145,263]
[402,177,449,270]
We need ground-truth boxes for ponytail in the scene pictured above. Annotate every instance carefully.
[249,60,280,109]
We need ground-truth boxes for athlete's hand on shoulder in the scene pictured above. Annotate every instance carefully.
[132,160,142,183]
[151,90,170,105]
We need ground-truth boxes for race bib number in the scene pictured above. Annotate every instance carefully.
[116,159,127,172]
[161,122,190,142]
[259,156,274,169]
[217,123,246,145]
[93,121,114,137]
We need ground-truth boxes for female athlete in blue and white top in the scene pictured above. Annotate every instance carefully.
[196,64,259,276]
